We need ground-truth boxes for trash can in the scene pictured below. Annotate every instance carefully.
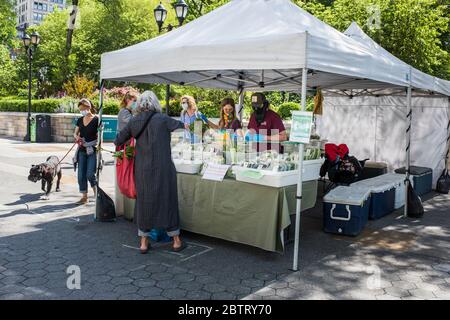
[35,115,52,143]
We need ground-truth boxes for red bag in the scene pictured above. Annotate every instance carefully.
[116,138,137,199]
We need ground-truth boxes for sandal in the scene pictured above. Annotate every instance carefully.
[172,241,187,253]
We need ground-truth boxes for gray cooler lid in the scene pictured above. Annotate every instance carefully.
[395,166,432,176]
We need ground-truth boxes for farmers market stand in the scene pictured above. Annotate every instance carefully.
[99,0,450,270]
[120,174,318,253]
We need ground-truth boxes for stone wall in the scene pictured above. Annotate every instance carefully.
[0,112,118,143]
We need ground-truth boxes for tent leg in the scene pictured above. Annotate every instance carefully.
[238,89,244,122]
[165,84,170,115]
[95,79,106,221]
[404,85,412,218]
[292,67,308,271]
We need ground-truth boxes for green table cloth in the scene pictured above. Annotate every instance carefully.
[122,174,318,253]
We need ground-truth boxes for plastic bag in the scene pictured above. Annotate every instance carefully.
[436,169,450,194]
[407,183,424,218]
[116,138,137,199]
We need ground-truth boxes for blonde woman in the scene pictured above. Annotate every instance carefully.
[180,95,209,143]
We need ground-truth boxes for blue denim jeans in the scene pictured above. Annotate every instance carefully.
[77,150,97,193]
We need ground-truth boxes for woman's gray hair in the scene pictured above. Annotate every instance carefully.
[135,91,162,114]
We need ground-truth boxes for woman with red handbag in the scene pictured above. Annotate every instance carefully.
[115,91,189,254]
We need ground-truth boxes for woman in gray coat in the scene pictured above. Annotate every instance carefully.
[115,91,188,254]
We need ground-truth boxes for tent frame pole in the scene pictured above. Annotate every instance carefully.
[95,79,106,220]
[238,88,244,122]
[292,67,308,271]
[404,84,412,218]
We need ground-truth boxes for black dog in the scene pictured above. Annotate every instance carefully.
[28,156,62,200]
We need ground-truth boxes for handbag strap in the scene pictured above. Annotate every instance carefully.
[135,112,157,140]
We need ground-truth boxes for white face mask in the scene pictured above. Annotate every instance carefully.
[181,103,189,111]
[80,110,89,117]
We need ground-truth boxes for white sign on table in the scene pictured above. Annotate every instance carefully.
[202,164,231,182]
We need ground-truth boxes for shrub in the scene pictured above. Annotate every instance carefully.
[63,75,96,99]
[197,100,219,118]
[0,99,60,113]
[277,102,301,120]
[102,100,120,115]
[164,100,181,117]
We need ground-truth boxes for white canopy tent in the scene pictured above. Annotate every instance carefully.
[319,22,450,203]
[99,0,450,271]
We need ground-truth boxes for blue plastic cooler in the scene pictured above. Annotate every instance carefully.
[351,174,401,220]
[323,186,371,236]
[395,166,433,196]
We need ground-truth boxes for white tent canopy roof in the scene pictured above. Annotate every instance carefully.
[342,22,450,96]
[100,0,449,93]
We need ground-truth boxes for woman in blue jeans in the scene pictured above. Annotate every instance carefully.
[73,98,99,204]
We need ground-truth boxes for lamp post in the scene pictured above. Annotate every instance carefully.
[153,1,189,115]
[22,31,40,142]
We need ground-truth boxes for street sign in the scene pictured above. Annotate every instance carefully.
[290,111,313,144]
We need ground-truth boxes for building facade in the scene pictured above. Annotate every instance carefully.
[15,0,66,36]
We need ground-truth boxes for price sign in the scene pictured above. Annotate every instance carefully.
[290,111,313,144]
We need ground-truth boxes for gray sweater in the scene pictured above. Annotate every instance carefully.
[117,108,132,132]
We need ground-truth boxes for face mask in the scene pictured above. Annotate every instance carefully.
[130,101,137,110]
[80,110,88,117]
[182,103,189,111]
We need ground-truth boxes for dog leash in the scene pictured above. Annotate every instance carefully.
[57,142,78,167]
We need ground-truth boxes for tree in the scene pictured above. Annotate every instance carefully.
[0,0,16,48]
[0,44,19,96]
[294,0,450,79]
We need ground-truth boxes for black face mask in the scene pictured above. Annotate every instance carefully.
[251,93,268,126]
[253,106,267,125]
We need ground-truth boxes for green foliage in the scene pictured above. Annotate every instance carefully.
[0,0,16,48]
[63,75,96,99]
[2,0,450,103]
[102,100,121,115]
[0,99,61,113]
[276,102,301,120]
[197,100,219,118]
[0,45,19,96]
[164,99,182,117]
[294,0,450,79]
[0,97,119,115]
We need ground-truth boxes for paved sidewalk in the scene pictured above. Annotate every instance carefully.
[0,136,449,300]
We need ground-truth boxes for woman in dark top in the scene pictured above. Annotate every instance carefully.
[115,91,189,254]
[73,98,99,205]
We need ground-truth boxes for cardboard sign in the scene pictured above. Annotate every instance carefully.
[290,111,313,144]
[202,164,231,182]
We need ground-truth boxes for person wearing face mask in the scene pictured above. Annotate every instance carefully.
[117,92,138,132]
[180,95,209,143]
[246,93,287,152]
[208,98,243,133]
[73,98,99,205]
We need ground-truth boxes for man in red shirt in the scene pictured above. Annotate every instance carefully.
[247,93,287,152]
